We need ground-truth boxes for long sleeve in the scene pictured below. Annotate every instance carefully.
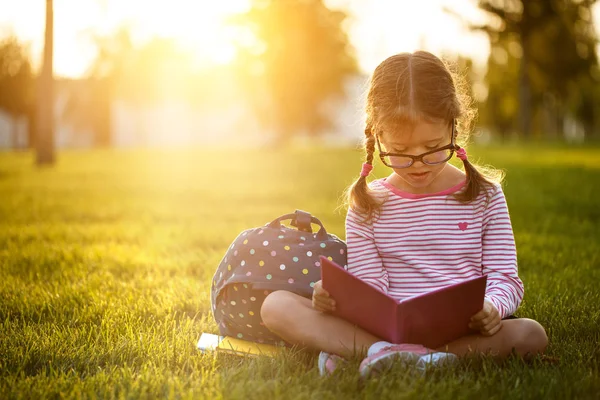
[345,207,389,294]
[481,185,524,319]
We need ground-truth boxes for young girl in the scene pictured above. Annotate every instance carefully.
[259,51,548,378]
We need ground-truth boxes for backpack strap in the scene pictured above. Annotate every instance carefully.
[267,210,329,240]
[290,210,312,233]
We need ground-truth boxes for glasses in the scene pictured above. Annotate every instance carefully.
[375,125,458,169]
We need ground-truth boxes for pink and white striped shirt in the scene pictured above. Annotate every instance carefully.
[345,178,524,319]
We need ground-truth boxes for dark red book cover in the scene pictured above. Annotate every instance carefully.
[320,255,487,349]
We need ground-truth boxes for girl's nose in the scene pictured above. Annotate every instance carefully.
[411,159,426,168]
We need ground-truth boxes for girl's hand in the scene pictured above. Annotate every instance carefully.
[312,280,336,313]
[469,300,502,336]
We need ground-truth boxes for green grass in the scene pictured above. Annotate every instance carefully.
[1,144,599,399]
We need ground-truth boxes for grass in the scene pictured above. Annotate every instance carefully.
[0,144,599,399]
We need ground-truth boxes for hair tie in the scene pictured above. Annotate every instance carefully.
[456,147,468,161]
[360,163,373,177]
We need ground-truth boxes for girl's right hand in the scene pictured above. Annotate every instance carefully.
[312,280,336,313]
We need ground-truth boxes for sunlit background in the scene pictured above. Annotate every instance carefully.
[1,0,600,152]
[0,0,505,77]
[2,5,600,396]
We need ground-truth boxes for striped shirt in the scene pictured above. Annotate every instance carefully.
[345,178,524,319]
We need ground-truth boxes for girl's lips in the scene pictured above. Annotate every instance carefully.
[408,171,430,181]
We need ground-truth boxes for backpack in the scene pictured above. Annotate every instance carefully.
[210,210,347,342]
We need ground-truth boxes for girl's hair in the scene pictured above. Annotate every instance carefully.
[344,51,504,224]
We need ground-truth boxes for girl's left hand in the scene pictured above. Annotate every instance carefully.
[469,300,502,336]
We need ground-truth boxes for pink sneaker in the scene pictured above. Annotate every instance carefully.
[359,343,455,379]
[318,351,347,376]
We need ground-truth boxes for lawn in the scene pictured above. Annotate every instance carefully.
[1,144,599,399]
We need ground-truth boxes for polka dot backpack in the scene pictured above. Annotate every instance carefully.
[210,210,347,345]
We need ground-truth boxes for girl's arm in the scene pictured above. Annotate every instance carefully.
[345,207,389,294]
[481,185,525,319]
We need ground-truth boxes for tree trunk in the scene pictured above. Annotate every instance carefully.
[36,0,55,165]
[27,103,36,149]
[518,36,531,139]
[517,3,532,140]
[11,115,20,149]
[556,102,565,141]
[95,78,112,147]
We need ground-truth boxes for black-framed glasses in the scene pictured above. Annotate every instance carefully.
[375,123,458,169]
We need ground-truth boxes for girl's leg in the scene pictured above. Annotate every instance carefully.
[435,318,548,360]
[261,290,548,361]
[260,290,380,359]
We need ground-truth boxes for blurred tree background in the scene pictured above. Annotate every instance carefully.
[231,0,358,145]
[62,30,199,147]
[0,0,599,153]
[470,0,599,141]
[0,36,35,149]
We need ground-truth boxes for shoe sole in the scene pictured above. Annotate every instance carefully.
[359,350,423,379]
[416,352,458,372]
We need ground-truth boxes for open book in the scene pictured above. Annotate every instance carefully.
[320,255,487,349]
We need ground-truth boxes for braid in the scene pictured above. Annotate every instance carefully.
[461,158,479,200]
[365,128,375,166]
[454,149,501,207]
[341,124,387,225]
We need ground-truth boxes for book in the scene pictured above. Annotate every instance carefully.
[319,255,487,349]
[197,333,281,357]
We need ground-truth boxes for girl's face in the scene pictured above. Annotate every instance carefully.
[379,120,453,193]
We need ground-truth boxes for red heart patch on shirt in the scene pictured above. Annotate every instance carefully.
[458,222,468,231]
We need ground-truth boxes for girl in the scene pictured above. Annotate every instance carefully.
[259,51,548,378]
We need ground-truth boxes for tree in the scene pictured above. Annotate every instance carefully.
[62,30,198,147]
[477,36,521,140]
[232,0,358,145]
[466,0,541,138]
[526,0,599,138]
[61,28,133,147]
[36,0,55,165]
[0,37,35,149]
[451,0,599,140]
